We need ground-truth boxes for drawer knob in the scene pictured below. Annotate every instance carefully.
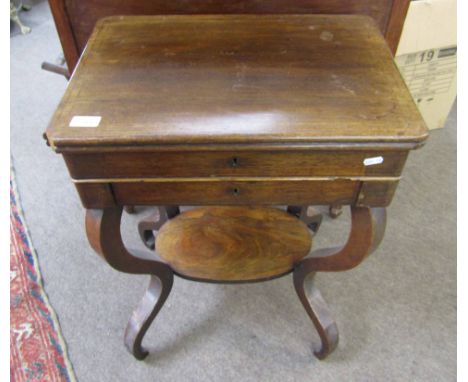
[232,187,240,196]
[230,157,239,167]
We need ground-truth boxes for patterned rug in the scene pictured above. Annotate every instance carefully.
[10,170,76,381]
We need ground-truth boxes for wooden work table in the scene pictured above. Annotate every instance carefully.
[45,15,427,361]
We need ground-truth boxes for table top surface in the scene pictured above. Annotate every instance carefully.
[46,15,428,151]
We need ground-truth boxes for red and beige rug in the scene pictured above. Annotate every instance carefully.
[10,171,76,381]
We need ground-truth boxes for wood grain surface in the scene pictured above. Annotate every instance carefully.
[45,15,427,151]
[48,0,80,72]
[110,179,360,206]
[63,0,397,54]
[155,206,312,281]
[63,150,408,179]
[49,0,410,74]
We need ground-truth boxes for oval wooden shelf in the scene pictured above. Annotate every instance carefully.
[155,206,313,282]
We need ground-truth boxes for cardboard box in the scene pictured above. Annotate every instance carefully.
[394,0,457,130]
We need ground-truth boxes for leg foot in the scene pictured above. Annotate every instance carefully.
[293,270,338,359]
[124,274,173,360]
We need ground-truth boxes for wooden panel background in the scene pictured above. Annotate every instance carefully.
[49,0,409,73]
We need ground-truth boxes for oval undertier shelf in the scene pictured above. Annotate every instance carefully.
[155,206,313,282]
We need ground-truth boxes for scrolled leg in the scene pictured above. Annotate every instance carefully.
[293,206,386,360]
[124,275,172,359]
[86,207,174,360]
[293,271,338,359]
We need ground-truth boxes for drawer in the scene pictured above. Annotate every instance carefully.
[110,179,360,206]
[64,150,408,179]
[74,179,399,208]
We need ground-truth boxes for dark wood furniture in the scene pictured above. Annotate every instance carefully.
[44,15,427,361]
[156,206,314,282]
[45,0,410,78]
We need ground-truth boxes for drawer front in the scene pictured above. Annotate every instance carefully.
[111,179,359,206]
[64,150,408,179]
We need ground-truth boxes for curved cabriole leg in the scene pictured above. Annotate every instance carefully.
[293,271,338,359]
[124,275,171,359]
[293,206,386,360]
[86,207,174,360]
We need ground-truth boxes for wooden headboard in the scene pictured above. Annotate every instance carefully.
[48,0,409,74]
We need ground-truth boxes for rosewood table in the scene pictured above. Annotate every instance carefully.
[44,15,428,361]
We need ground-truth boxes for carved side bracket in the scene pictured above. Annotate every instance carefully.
[299,206,386,272]
[293,206,386,360]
